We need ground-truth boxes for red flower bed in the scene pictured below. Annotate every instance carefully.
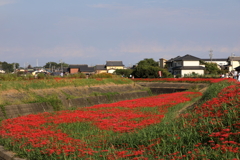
[0,91,201,159]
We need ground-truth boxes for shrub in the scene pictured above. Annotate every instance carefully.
[37,73,46,79]
[67,73,86,78]
[90,73,112,78]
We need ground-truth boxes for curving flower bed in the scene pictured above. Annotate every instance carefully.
[0,91,201,159]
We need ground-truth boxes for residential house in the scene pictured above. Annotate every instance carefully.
[105,61,124,73]
[201,58,228,68]
[159,58,167,68]
[95,65,107,74]
[94,61,125,74]
[165,56,181,73]
[68,64,95,75]
[165,54,205,77]
[226,56,240,72]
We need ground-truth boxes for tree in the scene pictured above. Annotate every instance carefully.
[137,58,158,67]
[44,62,58,68]
[200,60,221,74]
[0,61,14,73]
[115,69,133,77]
[27,64,32,68]
[15,63,20,69]
[44,62,69,69]
[132,58,172,78]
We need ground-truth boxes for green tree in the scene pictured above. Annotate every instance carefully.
[137,58,158,67]
[27,64,32,68]
[115,69,133,77]
[44,62,58,68]
[133,58,171,78]
[0,61,14,73]
[15,63,20,69]
[200,60,221,74]
[44,62,69,69]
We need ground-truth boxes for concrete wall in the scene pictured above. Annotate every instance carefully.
[0,82,208,119]
[0,91,150,119]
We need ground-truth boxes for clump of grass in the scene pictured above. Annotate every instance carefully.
[90,73,113,78]
[66,73,86,78]
[199,80,234,103]
[0,105,7,119]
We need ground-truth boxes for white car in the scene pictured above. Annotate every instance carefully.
[0,70,5,73]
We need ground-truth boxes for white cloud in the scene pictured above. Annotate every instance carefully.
[118,41,240,59]
[89,3,130,10]
[0,45,99,60]
[0,0,17,6]
[40,45,98,58]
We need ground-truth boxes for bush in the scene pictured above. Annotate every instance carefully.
[90,73,112,78]
[115,69,133,78]
[67,73,86,78]
[37,73,47,79]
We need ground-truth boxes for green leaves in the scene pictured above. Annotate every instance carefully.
[132,58,171,78]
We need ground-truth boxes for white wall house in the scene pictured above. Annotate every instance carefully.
[201,58,228,67]
[165,54,205,77]
[201,58,228,70]
[227,56,240,72]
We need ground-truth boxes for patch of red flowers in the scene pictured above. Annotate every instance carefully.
[176,83,240,159]
[0,91,201,159]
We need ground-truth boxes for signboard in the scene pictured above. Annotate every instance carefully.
[158,71,162,77]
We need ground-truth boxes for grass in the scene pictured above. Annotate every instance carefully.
[0,78,133,111]
[0,78,133,92]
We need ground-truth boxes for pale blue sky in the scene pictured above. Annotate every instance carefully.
[0,0,240,67]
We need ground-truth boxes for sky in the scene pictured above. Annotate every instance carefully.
[0,0,240,67]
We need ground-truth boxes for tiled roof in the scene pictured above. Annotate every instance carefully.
[106,61,124,66]
[81,67,95,72]
[234,66,240,70]
[68,64,94,72]
[69,64,88,68]
[95,65,106,70]
[174,54,201,61]
[227,57,240,61]
[166,56,181,63]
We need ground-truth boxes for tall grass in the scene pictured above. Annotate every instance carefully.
[0,78,133,92]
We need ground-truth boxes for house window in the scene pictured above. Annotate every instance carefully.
[176,62,182,66]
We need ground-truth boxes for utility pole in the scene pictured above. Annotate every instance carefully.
[209,49,213,63]
[231,53,235,71]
